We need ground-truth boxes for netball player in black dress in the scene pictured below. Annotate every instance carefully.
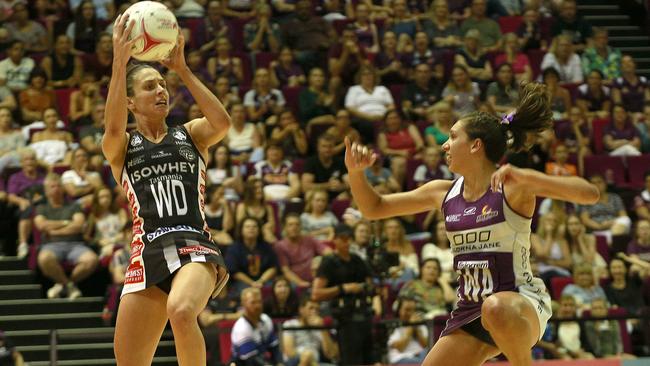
[104,15,230,366]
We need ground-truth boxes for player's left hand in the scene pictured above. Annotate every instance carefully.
[490,163,525,192]
[160,34,187,72]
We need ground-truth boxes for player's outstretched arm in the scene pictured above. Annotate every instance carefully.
[491,164,600,205]
[103,14,138,167]
[163,35,231,151]
[345,137,452,220]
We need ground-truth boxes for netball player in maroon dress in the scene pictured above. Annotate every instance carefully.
[345,83,600,366]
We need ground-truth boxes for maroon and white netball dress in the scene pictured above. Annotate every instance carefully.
[440,177,552,342]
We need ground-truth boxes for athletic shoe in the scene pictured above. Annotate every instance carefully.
[67,283,82,300]
[17,243,28,259]
[47,283,65,299]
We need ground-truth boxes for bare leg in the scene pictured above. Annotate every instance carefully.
[114,286,169,366]
[167,262,218,366]
[37,250,68,284]
[69,251,99,283]
[422,329,500,366]
[481,292,541,366]
[18,219,31,245]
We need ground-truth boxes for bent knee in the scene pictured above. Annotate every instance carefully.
[167,300,200,326]
[38,250,58,265]
[481,295,519,329]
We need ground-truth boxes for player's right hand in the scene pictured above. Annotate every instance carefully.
[112,13,140,66]
[344,136,376,174]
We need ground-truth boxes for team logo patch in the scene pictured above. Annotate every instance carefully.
[173,130,187,141]
[463,207,476,216]
[476,205,499,223]
[131,134,143,146]
[179,147,196,161]
[178,245,219,256]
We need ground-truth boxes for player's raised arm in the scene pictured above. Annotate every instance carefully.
[102,14,138,168]
[161,35,231,151]
[345,137,452,220]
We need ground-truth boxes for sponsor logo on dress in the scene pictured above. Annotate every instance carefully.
[446,214,461,222]
[457,260,489,269]
[173,130,187,141]
[127,145,144,153]
[124,262,144,284]
[179,147,196,161]
[146,225,203,242]
[131,134,143,146]
[178,245,219,256]
[476,205,498,223]
[463,207,476,216]
[152,150,172,159]
[127,155,145,168]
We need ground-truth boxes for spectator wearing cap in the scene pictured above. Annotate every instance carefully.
[0,330,25,366]
[312,223,381,366]
[0,40,35,93]
[454,29,493,84]
[460,0,502,53]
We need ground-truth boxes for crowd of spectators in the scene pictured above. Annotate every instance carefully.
[0,0,650,364]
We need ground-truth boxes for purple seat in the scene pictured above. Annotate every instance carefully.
[627,154,650,189]
[583,155,626,185]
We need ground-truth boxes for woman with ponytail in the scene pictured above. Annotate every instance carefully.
[344,82,600,366]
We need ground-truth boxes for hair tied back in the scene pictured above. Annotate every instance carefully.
[501,111,516,147]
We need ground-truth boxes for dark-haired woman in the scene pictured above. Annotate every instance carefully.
[485,63,519,115]
[344,82,600,365]
[103,15,230,366]
[66,0,100,54]
[40,34,83,89]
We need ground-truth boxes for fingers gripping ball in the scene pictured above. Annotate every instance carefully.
[123,1,179,61]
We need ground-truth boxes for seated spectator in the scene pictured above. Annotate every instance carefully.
[557,106,592,175]
[638,104,650,153]
[221,0,257,19]
[29,108,73,167]
[243,3,281,54]
[351,3,380,53]
[407,32,438,72]
[0,329,25,365]
[66,0,100,54]
[386,0,418,40]
[0,107,25,174]
[454,29,493,84]
[270,47,305,89]
[398,258,455,319]
[198,280,242,366]
[275,213,331,287]
[387,296,428,364]
[634,171,650,221]
[562,263,608,312]
[226,218,279,296]
[565,214,608,279]
[486,63,519,115]
[413,146,452,187]
[231,287,283,366]
[236,179,277,244]
[383,218,419,287]
[18,68,56,124]
[204,184,234,247]
[69,0,114,21]
[0,84,17,112]
[553,294,595,359]
[213,76,241,111]
[325,109,361,156]
[420,0,462,49]
[35,173,98,299]
[584,297,636,359]
[516,7,546,51]
[197,0,233,55]
[365,154,402,193]
[4,1,48,53]
[625,219,650,278]
[84,187,127,259]
[61,148,104,208]
[224,103,263,163]
[299,68,335,128]
[172,0,205,18]
[460,0,502,52]
[165,70,194,127]
[401,63,443,121]
[206,144,244,202]
[282,294,339,366]
[0,40,35,93]
[349,220,371,259]
[301,189,339,242]
[531,212,573,284]
[330,24,371,92]
[254,143,301,201]
[576,70,611,120]
[495,33,532,83]
[69,73,102,125]
[301,134,348,199]
[375,31,409,86]
[579,174,631,240]
[206,37,244,88]
[377,109,425,186]
[581,28,621,82]
[604,258,646,316]
[263,276,299,318]
[543,67,572,121]
[612,55,650,117]
[83,33,112,86]
[550,0,592,52]
[269,110,308,159]
[603,104,642,156]
[442,65,480,116]
[545,143,577,177]
[344,65,395,143]
[244,68,286,124]
[40,34,82,89]
[540,34,584,84]
[78,100,106,171]
[421,220,453,280]
[424,101,454,146]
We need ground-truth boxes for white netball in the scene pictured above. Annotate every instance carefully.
[123,1,179,62]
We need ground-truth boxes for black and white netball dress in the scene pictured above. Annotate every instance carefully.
[121,125,228,297]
